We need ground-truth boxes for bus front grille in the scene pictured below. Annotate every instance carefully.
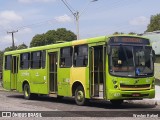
[122,94,149,97]
[120,84,150,90]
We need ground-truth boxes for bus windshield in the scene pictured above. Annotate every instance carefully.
[109,45,154,77]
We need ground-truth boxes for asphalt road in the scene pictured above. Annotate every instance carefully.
[0,90,160,119]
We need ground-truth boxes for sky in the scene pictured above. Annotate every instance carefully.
[0,0,160,51]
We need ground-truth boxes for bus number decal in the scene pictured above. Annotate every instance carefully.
[21,72,29,76]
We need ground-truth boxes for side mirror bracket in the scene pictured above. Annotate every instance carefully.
[152,50,156,63]
[107,45,111,55]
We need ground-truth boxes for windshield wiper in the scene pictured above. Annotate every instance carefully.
[137,73,147,76]
[122,46,129,66]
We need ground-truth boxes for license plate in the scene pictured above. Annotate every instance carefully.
[132,93,140,97]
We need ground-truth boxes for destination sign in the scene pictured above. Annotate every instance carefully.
[108,36,150,45]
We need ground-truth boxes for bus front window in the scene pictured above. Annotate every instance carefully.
[109,45,154,77]
[135,46,153,76]
[109,46,135,77]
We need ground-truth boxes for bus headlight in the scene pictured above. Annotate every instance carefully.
[114,85,118,89]
[112,79,119,89]
[112,80,117,84]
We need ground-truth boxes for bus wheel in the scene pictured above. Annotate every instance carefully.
[110,100,123,106]
[57,96,64,100]
[75,86,86,106]
[23,83,35,100]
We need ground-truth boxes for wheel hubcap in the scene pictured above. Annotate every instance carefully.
[25,87,29,97]
[77,91,84,101]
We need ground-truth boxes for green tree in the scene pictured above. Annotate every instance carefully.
[146,14,160,32]
[56,28,76,42]
[30,34,46,47]
[128,32,137,35]
[4,46,17,52]
[113,32,124,35]
[30,28,76,47]
[113,32,137,35]
[4,43,27,52]
[17,43,28,50]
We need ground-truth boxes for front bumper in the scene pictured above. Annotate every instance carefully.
[107,89,155,100]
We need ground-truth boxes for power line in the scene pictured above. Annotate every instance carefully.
[0,0,154,40]
[61,0,98,40]
[61,0,75,16]
[64,0,76,13]
[0,14,76,37]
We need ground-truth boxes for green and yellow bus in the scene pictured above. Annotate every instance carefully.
[2,35,155,105]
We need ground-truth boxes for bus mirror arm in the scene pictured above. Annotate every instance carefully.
[152,50,156,63]
[107,45,111,55]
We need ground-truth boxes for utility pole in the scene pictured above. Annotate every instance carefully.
[7,30,18,48]
[74,11,79,40]
[61,0,98,40]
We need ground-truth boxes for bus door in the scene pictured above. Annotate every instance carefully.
[11,55,19,90]
[90,45,106,98]
[49,52,58,94]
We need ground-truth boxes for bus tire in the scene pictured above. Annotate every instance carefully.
[75,86,86,106]
[110,100,123,106]
[23,83,35,100]
[57,95,64,100]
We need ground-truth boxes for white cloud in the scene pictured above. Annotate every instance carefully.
[54,14,72,23]
[18,0,56,3]
[129,16,149,26]
[0,11,22,21]
[0,10,23,26]
[18,28,32,35]
[0,35,17,44]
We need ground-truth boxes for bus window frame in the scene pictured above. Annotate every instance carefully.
[30,51,42,69]
[4,55,12,70]
[108,44,154,78]
[60,46,73,68]
[20,52,30,70]
[42,50,46,69]
[73,45,88,67]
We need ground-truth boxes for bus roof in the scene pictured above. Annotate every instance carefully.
[4,36,106,55]
[4,35,150,55]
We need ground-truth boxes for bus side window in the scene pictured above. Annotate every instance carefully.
[20,53,30,69]
[31,51,42,69]
[74,45,88,67]
[5,55,12,70]
[60,47,72,68]
[42,51,46,69]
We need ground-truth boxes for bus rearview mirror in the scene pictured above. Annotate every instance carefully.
[152,50,156,63]
[107,46,111,55]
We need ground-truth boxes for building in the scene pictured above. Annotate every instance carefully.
[141,31,160,79]
[141,31,160,56]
